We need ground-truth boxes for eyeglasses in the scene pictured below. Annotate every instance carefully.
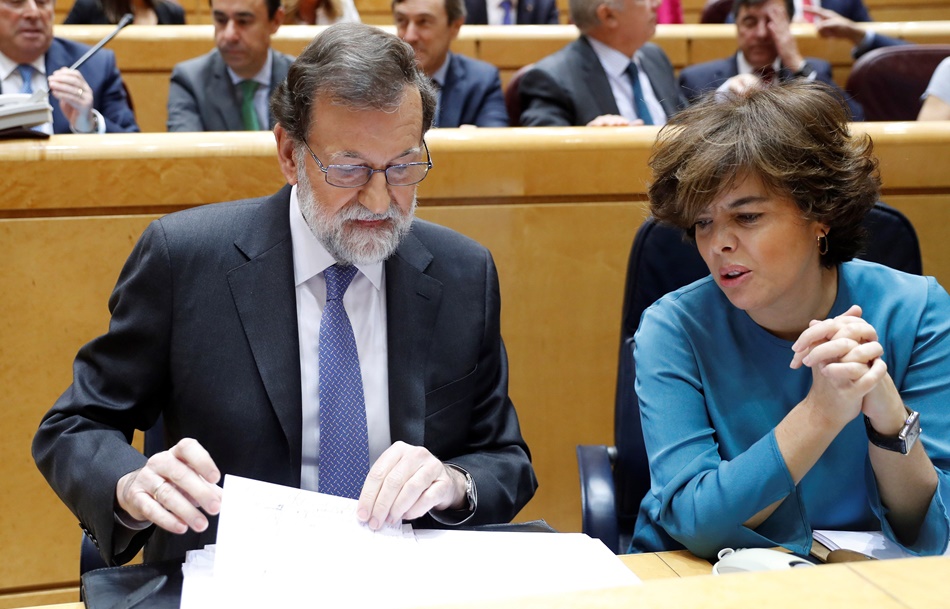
[303,140,432,188]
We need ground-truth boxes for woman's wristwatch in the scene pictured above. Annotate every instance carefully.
[865,406,921,455]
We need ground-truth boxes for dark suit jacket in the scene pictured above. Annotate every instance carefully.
[44,37,139,133]
[463,0,559,24]
[678,54,865,120]
[518,37,686,126]
[437,53,509,127]
[64,0,186,24]
[167,49,294,132]
[32,185,537,565]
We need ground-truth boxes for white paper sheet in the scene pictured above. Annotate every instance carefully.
[178,475,640,609]
[813,529,950,560]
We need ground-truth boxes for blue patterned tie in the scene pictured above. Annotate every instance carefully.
[626,62,654,126]
[318,264,370,499]
[500,0,513,24]
[18,64,34,94]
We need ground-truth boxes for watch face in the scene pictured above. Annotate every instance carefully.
[900,411,922,453]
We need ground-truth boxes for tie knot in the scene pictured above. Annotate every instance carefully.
[756,65,776,83]
[325,264,358,301]
[239,79,259,98]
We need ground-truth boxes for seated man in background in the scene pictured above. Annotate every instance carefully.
[679,0,863,119]
[167,0,293,131]
[394,0,509,127]
[0,0,138,133]
[33,22,536,566]
[806,6,906,59]
[462,0,559,25]
[283,0,360,23]
[518,0,685,127]
[726,0,871,23]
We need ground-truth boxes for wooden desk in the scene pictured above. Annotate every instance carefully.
[4,125,950,605]
[11,555,950,609]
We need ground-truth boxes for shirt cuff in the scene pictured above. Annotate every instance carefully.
[69,108,105,134]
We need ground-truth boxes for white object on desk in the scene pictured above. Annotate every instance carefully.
[712,548,816,574]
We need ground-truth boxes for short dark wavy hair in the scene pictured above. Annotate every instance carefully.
[270,23,437,146]
[648,81,881,267]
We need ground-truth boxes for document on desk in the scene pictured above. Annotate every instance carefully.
[179,475,640,608]
[813,530,950,559]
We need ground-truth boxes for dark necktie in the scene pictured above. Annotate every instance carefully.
[500,0,513,24]
[318,264,370,499]
[625,62,653,126]
[239,80,261,131]
[756,65,777,84]
[18,64,34,95]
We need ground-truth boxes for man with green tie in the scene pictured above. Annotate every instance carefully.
[166,0,293,131]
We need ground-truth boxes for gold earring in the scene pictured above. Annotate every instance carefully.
[817,233,829,256]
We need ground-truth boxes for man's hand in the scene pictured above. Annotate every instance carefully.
[47,68,96,132]
[115,438,222,535]
[806,6,866,45]
[356,441,467,531]
[720,73,767,97]
[765,1,805,72]
[586,114,643,127]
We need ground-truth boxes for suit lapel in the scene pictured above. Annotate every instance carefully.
[209,51,245,131]
[438,55,463,129]
[576,37,621,116]
[44,39,70,134]
[384,227,442,447]
[637,45,679,118]
[228,185,304,477]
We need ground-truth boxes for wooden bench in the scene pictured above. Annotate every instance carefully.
[3,123,949,606]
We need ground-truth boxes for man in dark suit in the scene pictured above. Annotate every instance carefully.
[725,0,871,22]
[679,0,862,119]
[0,0,138,133]
[33,22,536,566]
[394,0,509,127]
[167,0,292,131]
[463,0,559,24]
[518,0,686,127]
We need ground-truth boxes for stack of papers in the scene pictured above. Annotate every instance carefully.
[0,93,51,139]
[813,530,950,560]
[181,475,640,608]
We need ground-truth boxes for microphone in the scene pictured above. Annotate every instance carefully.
[69,13,134,71]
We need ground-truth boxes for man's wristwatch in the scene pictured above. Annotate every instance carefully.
[865,406,921,455]
[461,469,477,512]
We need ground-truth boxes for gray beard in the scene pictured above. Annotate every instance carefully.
[296,160,416,266]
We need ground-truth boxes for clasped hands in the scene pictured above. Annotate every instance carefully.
[789,304,903,431]
[115,439,467,535]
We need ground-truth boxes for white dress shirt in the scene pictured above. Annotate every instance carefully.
[486,0,517,24]
[587,37,667,126]
[289,185,392,492]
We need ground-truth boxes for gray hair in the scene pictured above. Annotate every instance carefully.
[570,0,622,32]
[270,23,437,144]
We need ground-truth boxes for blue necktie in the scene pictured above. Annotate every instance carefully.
[18,64,34,95]
[500,0,513,24]
[626,62,653,126]
[318,264,370,499]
